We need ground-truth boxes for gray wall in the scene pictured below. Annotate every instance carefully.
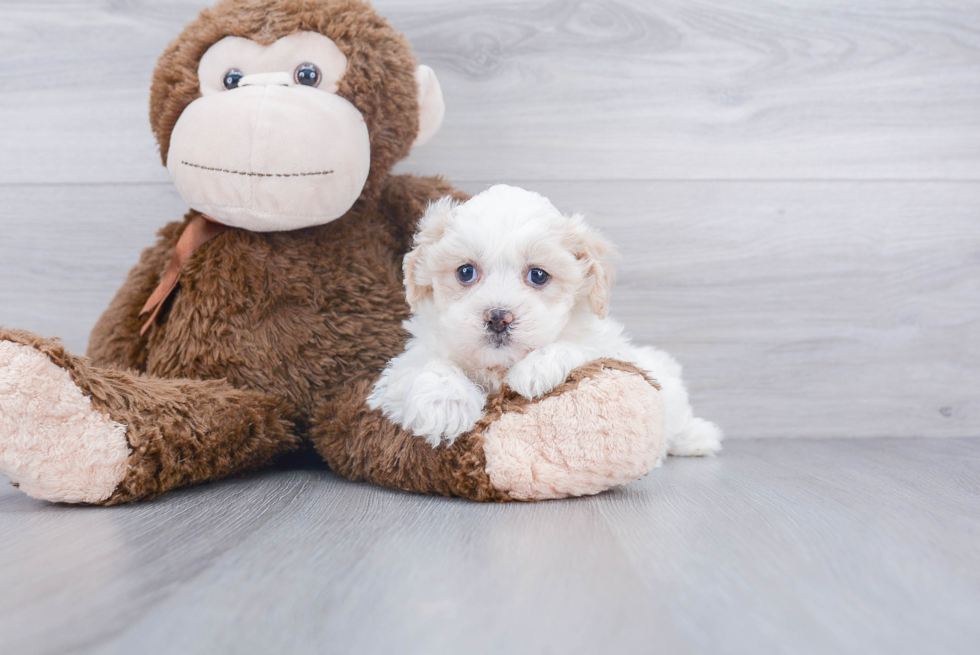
[1,0,977,438]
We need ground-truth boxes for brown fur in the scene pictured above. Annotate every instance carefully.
[89,176,462,417]
[84,0,474,502]
[3,0,658,504]
[81,173,460,501]
[312,359,657,501]
[1,328,298,505]
[314,377,511,502]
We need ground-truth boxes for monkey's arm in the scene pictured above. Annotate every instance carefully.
[312,359,665,502]
[86,218,186,371]
[378,174,471,252]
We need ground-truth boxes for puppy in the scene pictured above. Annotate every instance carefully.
[368,184,722,457]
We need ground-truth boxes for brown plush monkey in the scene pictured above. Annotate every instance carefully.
[0,0,665,505]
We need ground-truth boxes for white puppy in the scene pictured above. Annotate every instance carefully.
[368,185,722,457]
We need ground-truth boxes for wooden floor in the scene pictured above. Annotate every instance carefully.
[1,438,978,655]
[2,1,979,653]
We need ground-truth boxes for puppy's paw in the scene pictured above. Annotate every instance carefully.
[401,371,486,448]
[504,343,589,400]
[668,417,724,457]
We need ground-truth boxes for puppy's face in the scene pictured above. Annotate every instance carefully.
[404,185,614,370]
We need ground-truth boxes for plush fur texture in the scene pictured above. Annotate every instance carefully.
[0,339,130,504]
[482,361,666,500]
[0,0,673,504]
[79,172,462,503]
[370,185,723,456]
[314,359,662,501]
[0,328,298,505]
[314,377,511,502]
[368,185,615,444]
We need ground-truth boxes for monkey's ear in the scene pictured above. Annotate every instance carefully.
[570,216,617,319]
[404,196,456,309]
[413,65,445,147]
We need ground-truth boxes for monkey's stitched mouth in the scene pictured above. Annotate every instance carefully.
[181,161,334,178]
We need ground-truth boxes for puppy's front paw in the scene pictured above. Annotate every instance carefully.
[401,372,486,448]
[505,344,588,400]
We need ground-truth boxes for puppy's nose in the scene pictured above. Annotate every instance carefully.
[485,309,515,333]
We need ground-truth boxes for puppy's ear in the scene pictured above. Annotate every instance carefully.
[404,196,456,310]
[569,215,616,319]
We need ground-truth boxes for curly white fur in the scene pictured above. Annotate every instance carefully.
[368,184,722,455]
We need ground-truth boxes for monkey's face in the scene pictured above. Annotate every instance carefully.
[165,30,443,232]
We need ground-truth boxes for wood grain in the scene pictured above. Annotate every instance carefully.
[1,438,977,654]
[1,0,979,184]
[3,181,977,439]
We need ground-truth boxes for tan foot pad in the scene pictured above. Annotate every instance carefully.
[482,363,665,500]
[0,341,130,503]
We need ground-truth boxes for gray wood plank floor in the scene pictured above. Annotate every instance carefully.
[1,438,978,655]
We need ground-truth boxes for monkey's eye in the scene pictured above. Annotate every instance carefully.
[223,68,244,90]
[294,63,321,87]
[527,268,550,287]
[456,264,479,285]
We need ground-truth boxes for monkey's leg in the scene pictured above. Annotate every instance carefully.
[0,329,299,505]
[312,359,666,501]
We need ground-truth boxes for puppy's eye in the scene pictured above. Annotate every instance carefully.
[294,63,321,87]
[223,69,244,90]
[527,268,550,287]
[456,264,479,285]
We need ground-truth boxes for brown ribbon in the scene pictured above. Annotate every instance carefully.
[139,214,230,335]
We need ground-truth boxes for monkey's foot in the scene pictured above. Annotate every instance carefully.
[1,328,300,506]
[0,335,130,503]
[481,359,665,500]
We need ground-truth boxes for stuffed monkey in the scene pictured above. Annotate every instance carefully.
[0,0,665,505]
